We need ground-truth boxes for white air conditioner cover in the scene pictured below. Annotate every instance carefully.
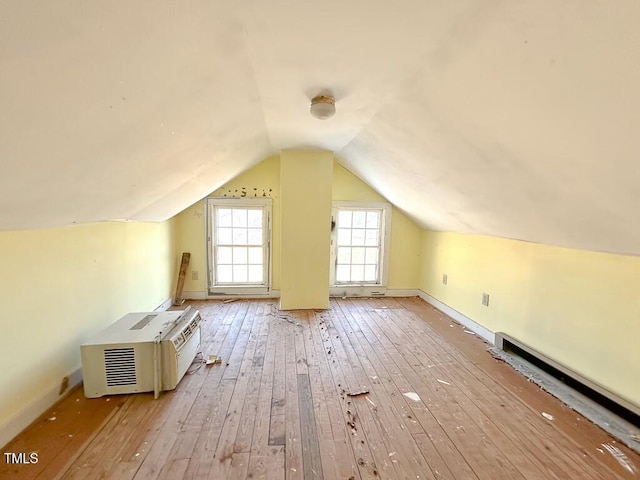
[81,308,201,398]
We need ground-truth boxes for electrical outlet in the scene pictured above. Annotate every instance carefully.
[482,293,490,307]
[191,271,199,281]
[442,273,448,285]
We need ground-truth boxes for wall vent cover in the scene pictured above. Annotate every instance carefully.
[104,347,137,387]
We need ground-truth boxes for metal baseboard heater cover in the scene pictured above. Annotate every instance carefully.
[495,332,640,419]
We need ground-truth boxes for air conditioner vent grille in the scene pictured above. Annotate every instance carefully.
[104,348,137,386]
[183,324,193,340]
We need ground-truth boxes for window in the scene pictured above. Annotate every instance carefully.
[331,202,391,287]
[206,198,271,294]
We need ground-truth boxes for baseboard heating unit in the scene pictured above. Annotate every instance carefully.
[81,307,202,399]
[495,332,640,425]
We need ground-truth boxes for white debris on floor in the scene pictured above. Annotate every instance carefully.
[403,392,421,402]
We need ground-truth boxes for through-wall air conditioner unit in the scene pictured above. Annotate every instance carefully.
[81,307,202,398]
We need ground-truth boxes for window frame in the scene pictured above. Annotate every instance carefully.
[205,197,272,296]
[330,201,392,290]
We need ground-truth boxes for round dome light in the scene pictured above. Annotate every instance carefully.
[310,94,336,120]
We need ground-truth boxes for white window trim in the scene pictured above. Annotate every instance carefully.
[205,197,272,296]
[330,201,392,295]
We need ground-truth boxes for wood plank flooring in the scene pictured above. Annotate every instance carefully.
[2,297,639,479]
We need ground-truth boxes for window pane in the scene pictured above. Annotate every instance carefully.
[351,265,365,282]
[232,228,247,245]
[364,265,378,282]
[247,209,262,227]
[217,227,232,245]
[232,209,247,227]
[352,229,365,246]
[248,247,263,264]
[247,228,262,245]
[365,229,378,246]
[337,247,351,264]
[338,210,352,227]
[217,265,232,283]
[332,206,386,286]
[210,201,270,288]
[351,247,365,264]
[217,246,233,264]
[336,265,351,282]
[366,211,379,228]
[233,265,248,282]
[365,247,379,264]
[248,265,263,283]
[233,247,247,264]
[217,209,232,227]
[352,211,366,228]
[337,228,351,246]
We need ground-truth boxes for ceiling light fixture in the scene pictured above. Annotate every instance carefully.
[310,94,336,120]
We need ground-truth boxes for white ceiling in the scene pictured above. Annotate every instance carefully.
[2,1,640,255]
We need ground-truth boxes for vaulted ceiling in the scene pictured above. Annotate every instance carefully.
[2,1,639,255]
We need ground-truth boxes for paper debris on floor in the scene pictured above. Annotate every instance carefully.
[463,330,475,335]
[436,379,451,386]
[205,354,222,365]
[403,392,421,402]
[541,412,554,421]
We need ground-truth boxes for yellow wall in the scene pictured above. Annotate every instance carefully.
[173,156,423,296]
[419,230,640,407]
[0,219,177,440]
[175,155,281,294]
[333,163,422,289]
[280,150,333,309]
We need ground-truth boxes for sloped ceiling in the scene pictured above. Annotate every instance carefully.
[2,1,639,255]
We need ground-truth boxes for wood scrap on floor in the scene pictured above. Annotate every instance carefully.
[346,389,369,397]
[173,252,190,306]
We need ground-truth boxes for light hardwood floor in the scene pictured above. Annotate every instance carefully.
[2,297,639,479]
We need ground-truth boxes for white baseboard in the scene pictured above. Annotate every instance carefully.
[207,289,281,300]
[182,290,281,300]
[417,290,495,344]
[0,366,83,449]
[330,285,387,297]
[329,286,419,298]
[179,290,283,300]
[154,296,174,312]
[185,289,418,301]
[385,289,420,297]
